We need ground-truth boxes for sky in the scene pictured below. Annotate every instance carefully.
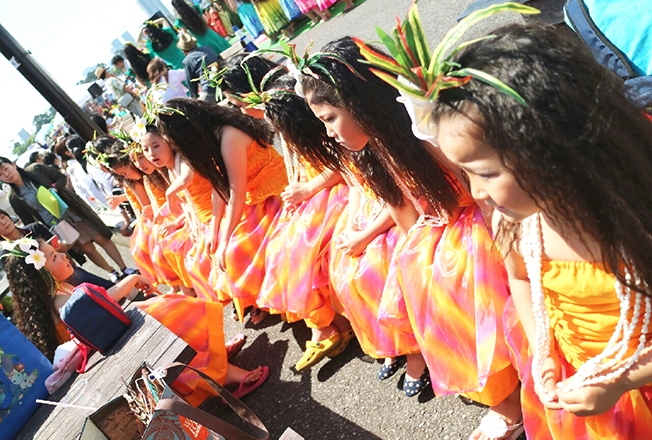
[0,0,177,158]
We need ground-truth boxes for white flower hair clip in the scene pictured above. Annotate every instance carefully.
[1,237,47,270]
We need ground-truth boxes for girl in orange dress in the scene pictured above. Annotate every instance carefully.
[429,24,652,439]
[303,37,520,415]
[156,99,287,326]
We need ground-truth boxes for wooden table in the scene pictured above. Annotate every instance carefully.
[16,304,196,440]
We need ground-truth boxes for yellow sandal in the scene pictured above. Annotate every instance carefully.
[295,333,342,371]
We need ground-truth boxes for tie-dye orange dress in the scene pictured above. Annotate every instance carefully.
[380,187,517,405]
[143,175,194,288]
[503,261,652,439]
[257,158,348,329]
[214,140,287,321]
[168,154,219,301]
[329,170,420,358]
[124,184,159,282]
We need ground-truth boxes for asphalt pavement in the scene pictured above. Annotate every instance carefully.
[84,1,541,438]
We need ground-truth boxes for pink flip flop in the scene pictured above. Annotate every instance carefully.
[232,366,270,399]
[226,333,247,360]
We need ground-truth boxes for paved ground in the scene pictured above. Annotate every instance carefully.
[81,1,554,438]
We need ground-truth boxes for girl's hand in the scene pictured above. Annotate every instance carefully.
[281,182,311,208]
[106,194,126,210]
[159,221,180,237]
[142,205,154,221]
[134,275,156,295]
[215,241,228,272]
[535,356,562,410]
[336,230,370,257]
[555,375,626,416]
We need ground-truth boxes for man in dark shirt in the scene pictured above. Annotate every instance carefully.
[177,32,220,102]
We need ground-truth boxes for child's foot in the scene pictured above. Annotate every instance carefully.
[378,356,405,380]
[225,333,247,359]
[469,384,523,440]
[249,308,268,325]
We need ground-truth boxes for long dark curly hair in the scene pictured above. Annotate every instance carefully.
[302,37,459,213]
[4,255,60,360]
[432,24,652,296]
[157,99,275,201]
[265,75,343,173]
[144,22,174,53]
[123,43,153,86]
[222,54,283,94]
[172,0,208,36]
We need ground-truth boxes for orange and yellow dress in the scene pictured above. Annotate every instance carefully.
[214,140,287,320]
[380,185,517,405]
[169,155,218,301]
[257,159,348,329]
[504,261,652,439]
[329,172,420,358]
[125,184,159,282]
[144,176,194,288]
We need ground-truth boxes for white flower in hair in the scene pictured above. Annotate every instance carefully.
[129,117,148,143]
[285,59,306,98]
[17,237,39,253]
[25,249,46,270]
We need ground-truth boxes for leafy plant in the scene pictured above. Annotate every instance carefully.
[354,1,539,104]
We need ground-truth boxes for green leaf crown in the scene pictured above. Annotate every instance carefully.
[354,1,539,104]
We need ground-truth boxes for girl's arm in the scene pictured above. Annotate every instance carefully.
[337,206,395,257]
[215,126,249,270]
[107,274,155,302]
[165,160,194,200]
[340,172,360,231]
[281,169,343,207]
[386,199,419,234]
[131,181,150,216]
[208,189,227,253]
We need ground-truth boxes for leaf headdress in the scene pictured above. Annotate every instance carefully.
[354,1,538,104]
[238,65,294,109]
[252,40,364,97]
[197,58,228,101]
[129,86,185,143]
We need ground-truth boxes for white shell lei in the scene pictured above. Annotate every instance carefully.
[523,213,651,392]
[341,167,384,230]
[279,135,300,185]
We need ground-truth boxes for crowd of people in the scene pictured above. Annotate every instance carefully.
[2,1,652,439]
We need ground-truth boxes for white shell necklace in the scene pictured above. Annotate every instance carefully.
[522,212,651,392]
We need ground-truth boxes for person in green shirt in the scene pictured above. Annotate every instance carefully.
[138,21,186,70]
[171,0,231,56]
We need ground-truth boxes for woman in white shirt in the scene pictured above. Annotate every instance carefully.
[147,57,189,103]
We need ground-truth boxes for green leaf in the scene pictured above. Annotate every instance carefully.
[406,4,430,68]
[369,68,424,98]
[376,26,402,62]
[457,67,527,106]
[428,2,539,77]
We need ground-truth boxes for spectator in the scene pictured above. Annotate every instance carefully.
[60,135,110,210]
[111,54,130,80]
[178,32,219,101]
[171,0,231,54]
[94,66,144,117]
[43,152,61,169]
[28,151,44,165]
[147,57,189,102]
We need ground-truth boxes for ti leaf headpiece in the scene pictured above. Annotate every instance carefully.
[354,1,538,104]
[238,65,294,109]
[252,40,364,96]
[129,86,185,143]
[197,58,228,101]
[111,128,142,156]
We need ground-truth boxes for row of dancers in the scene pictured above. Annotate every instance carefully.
[5,4,652,439]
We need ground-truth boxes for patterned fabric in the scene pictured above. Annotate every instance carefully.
[137,295,227,406]
[169,158,217,300]
[257,181,348,327]
[151,205,194,288]
[238,3,265,38]
[17,181,81,225]
[214,196,283,320]
[294,0,318,13]
[315,0,336,11]
[279,0,303,20]
[381,204,515,397]
[130,216,158,281]
[252,0,290,34]
[329,188,420,358]
[244,141,288,205]
[503,264,652,439]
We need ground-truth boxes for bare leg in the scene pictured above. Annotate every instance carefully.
[405,353,427,381]
[313,7,329,21]
[469,384,522,440]
[310,324,339,342]
[178,285,196,297]
[92,234,127,270]
[304,10,320,23]
[79,241,115,273]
